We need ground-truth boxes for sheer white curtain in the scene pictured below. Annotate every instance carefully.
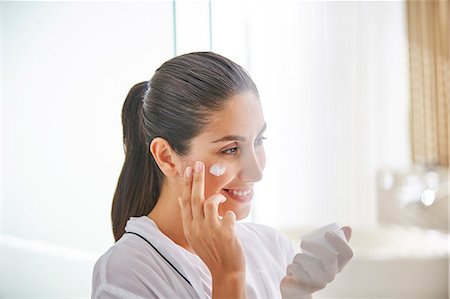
[2,2,175,296]
[212,1,411,230]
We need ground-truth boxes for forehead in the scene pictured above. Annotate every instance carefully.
[202,92,265,138]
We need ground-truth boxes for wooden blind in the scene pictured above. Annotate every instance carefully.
[407,0,449,167]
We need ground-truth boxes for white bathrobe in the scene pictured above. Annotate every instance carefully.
[92,216,295,299]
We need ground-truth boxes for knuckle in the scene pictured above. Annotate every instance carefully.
[193,178,202,186]
[183,227,191,238]
[193,221,203,232]
[180,197,189,205]
[210,231,221,241]
[193,231,202,240]
[205,203,217,215]
[311,279,327,290]
[196,196,205,204]
[324,271,335,283]
[193,173,202,182]
[286,263,295,275]
[293,254,302,264]
[189,229,200,240]
[347,247,354,259]
[204,199,215,208]
[326,252,338,264]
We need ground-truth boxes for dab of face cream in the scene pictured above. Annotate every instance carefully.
[209,163,226,176]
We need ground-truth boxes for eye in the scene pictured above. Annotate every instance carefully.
[255,136,267,146]
[221,146,240,155]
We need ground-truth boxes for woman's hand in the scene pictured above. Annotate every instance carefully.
[280,227,353,299]
[178,161,246,298]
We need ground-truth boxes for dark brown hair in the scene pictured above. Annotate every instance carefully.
[111,52,259,241]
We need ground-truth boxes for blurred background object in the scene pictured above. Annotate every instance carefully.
[377,166,448,232]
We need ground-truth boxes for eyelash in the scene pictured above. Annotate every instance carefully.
[221,136,267,156]
[255,136,267,146]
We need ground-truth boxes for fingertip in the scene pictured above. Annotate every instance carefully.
[340,226,352,241]
[184,166,193,178]
[300,240,308,250]
[223,210,236,223]
[194,160,204,173]
[210,194,226,204]
[226,210,236,217]
[286,265,293,276]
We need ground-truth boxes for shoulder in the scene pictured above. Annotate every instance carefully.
[93,236,148,283]
[91,235,171,298]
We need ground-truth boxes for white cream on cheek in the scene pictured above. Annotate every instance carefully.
[209,163,227,176]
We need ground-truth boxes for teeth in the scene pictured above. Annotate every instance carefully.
[229,189,252,197]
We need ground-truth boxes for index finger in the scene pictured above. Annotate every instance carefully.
[179,166,193,223]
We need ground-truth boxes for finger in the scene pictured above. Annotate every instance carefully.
[341,226,352,241]
[287,263,328,291]
[178,197,192,238]
[293,253,336,284]
[286,263,312,284]
[325,231,353,257]
[280,275,312,297]
[222,210,236,227]
[325,232,354,272]
[191,161,205,219]
[293,252,321,266]
[204,194,226,224]
[303,260,336,285]
[301,241,338,266]
[179,166,193,223]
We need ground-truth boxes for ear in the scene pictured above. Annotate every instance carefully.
[149,137,181,177]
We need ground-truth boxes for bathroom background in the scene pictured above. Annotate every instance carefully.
[2,1,448,298]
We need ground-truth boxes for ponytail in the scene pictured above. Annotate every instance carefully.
[111,81,163,241]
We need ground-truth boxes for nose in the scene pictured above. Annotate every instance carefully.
[239,149,264,183]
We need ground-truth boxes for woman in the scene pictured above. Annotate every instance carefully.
[92,52,353,299]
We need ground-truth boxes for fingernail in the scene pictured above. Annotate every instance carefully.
[184,166,192,178]
[194,161,203,173]
[211,194,226,204]
[300,240,308,249]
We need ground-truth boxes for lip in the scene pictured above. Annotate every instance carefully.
[221,188,254,203]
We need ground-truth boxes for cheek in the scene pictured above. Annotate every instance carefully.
[257,147,266,171]
[204,164,235,197]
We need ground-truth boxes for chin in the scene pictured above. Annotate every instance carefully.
[218,203,251,221]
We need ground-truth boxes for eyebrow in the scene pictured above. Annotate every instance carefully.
[211,123,267,143]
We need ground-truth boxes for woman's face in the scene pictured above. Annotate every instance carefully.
[180,92,266,220]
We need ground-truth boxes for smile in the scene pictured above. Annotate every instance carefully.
[222,188,254,202]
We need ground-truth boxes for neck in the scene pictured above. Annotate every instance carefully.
[148,182,193,253]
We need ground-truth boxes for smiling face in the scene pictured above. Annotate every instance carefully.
[180,92,266,220]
